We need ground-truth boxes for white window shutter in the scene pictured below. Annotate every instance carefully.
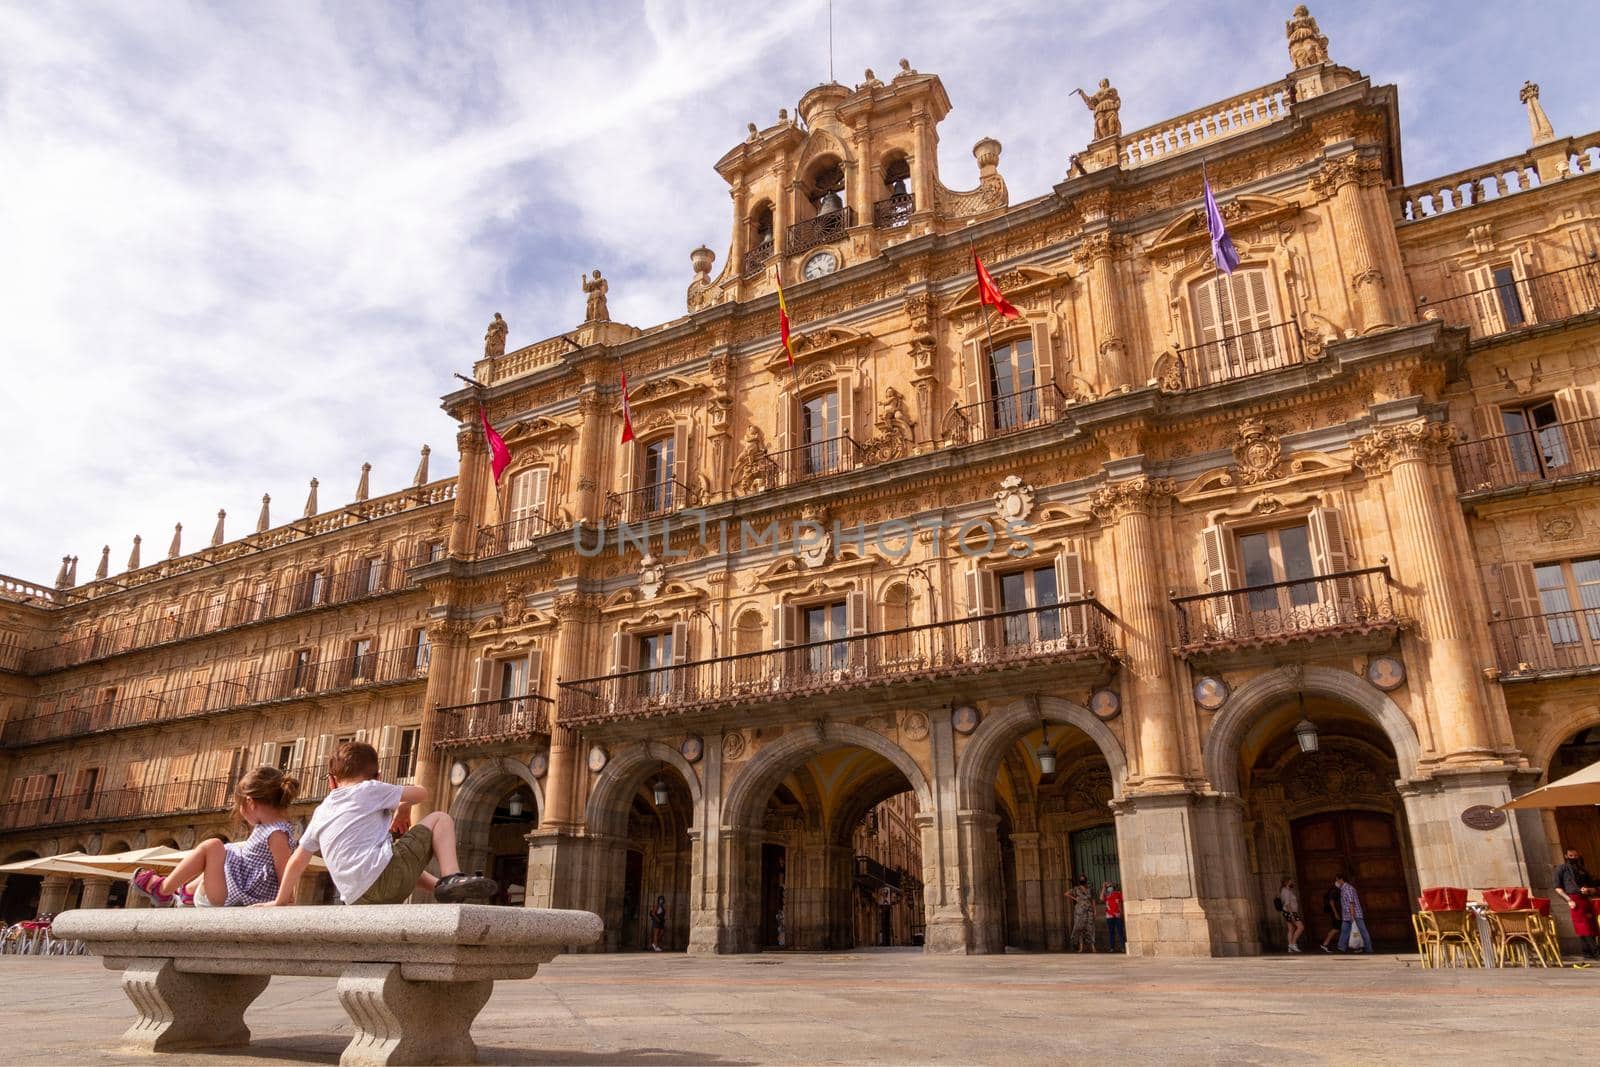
[526,647,544,700]
[1467,265,1498,333]
[961,338,984,410]
[257,740,276,767]
[355,728,369,743]
[1030,321,1056,417]
[776,387,794,456]
[672,422,691,502]
[671,620,690,665]
[1200,525,1243,637]
[1306,507,1353,577]
[1056,548,1087,636]
[313,733,333,770]
[847,589,868,636]
[611,630,629,673]
[471,657,491,702]
[288,736,306,772]
[837,381,855,453]
[378,725,398,762]
[771,603,790,647]
[1510,246,1538,325]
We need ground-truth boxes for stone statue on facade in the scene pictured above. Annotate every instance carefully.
[582,270,610,322]
[731,426,779,496]
[484,312,508,359]
[862,386,915,462]
[1074,79,1122,141]
[1285,5,1329,69]
[1520,81,1556,145]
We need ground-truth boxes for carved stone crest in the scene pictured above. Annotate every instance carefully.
[1232,418,1283,485]
[500,581,528,626]
[796,504,831,569]
[731,426,779,496]
[993,474,1036,524]
[639,554,665,599]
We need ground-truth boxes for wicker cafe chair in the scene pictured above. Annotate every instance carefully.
[1420,909,1483,968]
[1534,913,1564,963]
[1488,909,1551,967]
[1411,913,1438,968]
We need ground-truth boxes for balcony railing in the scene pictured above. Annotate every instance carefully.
[786,207,854,256]
[1490,609,1600,678]
[558,599,1116,724]
[1170,318,1305,390]
[1417,259,1600,341]
[769,434,859,485]
[604,479,695,525]
[0,756,417,833]
[742,239,774,276]
[476,514,562,560]
[1172,566,1399,653]
[1450,412,1600,494]
[952,382,1064,442]
[433,695,554,750]
[873,193,914,229]
[22,556,414,674]
[3,645,429,748]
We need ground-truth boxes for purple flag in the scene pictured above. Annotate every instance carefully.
[1203,176,1240,275]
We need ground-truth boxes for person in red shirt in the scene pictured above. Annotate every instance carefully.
[1101,881,1126,953]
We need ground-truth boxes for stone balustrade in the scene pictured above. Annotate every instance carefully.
[473,335,571,386]
[1119,81,1291,170]
[1393,128,1600,222]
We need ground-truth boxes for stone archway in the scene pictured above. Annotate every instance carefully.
[723,722,932,831]
[586,741,703,839]
[449,758,544,892]
[1,851,42,924]
[955,696,1127,810]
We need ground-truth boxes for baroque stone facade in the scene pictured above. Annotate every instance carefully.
[5,8,1600,957]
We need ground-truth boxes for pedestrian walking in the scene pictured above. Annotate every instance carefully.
[1068,875,1096,952]
[1334,874,1375,954]
[1101,881,1126,953]
[1276,877,1305,953]
[649,894,667,951]
[1318,883,1341,953]
[1553,848,1599,960]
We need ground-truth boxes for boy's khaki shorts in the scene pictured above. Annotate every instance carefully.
[354,825,433,905]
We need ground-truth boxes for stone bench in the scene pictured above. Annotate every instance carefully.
[52,903,602,1066]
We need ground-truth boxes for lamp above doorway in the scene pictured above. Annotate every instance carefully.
[653,778,669,806]
[1294,692,1319,754]
[1036,721,1057,776]
[507,793,524,818]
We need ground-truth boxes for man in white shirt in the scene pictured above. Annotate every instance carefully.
[260,741,495,906]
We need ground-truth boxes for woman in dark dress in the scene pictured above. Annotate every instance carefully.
[649,895,667,952]
[1319,884,1341,953]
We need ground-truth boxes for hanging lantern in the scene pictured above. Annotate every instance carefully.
[653,778,669,806]
[1036,721,1056,776]
[507,793,524,818]
[1295,717,1320,754]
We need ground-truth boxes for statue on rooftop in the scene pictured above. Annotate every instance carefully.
[582,270,610,322]
[1520,80,1556,145]
[1074,79,1122,141]
[1286,5,1329,69]
[484,312,508,359]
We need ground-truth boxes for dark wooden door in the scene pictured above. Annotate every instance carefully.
[760,844,786,948]
[620,849,644,950]
[1292,810,1410,949]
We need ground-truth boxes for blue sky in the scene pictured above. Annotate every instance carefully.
[0,0,1594,580]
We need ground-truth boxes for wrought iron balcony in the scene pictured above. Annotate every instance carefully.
[432,695,554,750]
[1168,318,1306,390]
[1490,609,1600,679]
[604,479,695,525]
[742,239,774,276]
[1171,566,1400,660]
[0,756,416,833]
[1451,412,1600,495]
[3,645,428,748]
[22,556,412,674]
[786,207,854,256]
[769,434,859,485]
[558,599,1117,724]
[476,513,562,560]
[1417,259,1600,341]
[873,192,914,229]
[950,382,1065,442]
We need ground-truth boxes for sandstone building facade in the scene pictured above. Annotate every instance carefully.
[4,8,1599,957]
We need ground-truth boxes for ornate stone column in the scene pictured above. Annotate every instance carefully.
[1009,831,1046,950]
[449,421,484,558]
[1075,231,1133,392]
[36,876,71,917]
[78,877,112,910]
[920,705,975,954]
[572,392,607,525]
[410,618,472,819]
[1089,475,1183,785]
[1311,154,1392,333]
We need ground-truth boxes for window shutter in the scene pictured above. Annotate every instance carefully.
[1510,246,1538,325]
[290,737,306,772]
[961,339,984,437]
[618,437,635,506]
[377,726,398,763]
[1306,507,1353,576]
[529,468,549,524]
[1466,265,1498,334]
[1030,321,1057,417]
[1496,561,1543,668]
[611,630,630,673]
[837,381,856,455]
[671,620,690,665]
[471,657,491,702]
[1554,388,1595,473]
[313,734,333,772]
[525,647,543,699]
[1056,548,1088,638]
[776,390,794,456]
[771,603,792,647]
[965,566,997,655]
[257,741,276,767]
[1200,525,1243,637]
[672,423,691,504]
[355,728,370,743]
[847,589,868,635]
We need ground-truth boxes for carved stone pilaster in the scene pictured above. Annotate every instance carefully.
[456,425,483,455]
[1352,419,1458,475]
[553,592,601,623]
[1088,476,1176,524]
[1308,155,1385,201]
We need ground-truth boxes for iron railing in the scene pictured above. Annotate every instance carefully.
[0,756,417,833]
[1170,318,1305,390]
[786,207,854,255]
[1451,412,1600,494]
[433,696,554,749]
[1172,566,1399,650]
[3,645,428,748]
[873,193,914,229]
[1417,259,1600,340]
[952,382,1065,441]
[23,556,414,674]
[604,479,695,525]
[558,599,1116,723]
[769,434,859,484]
[1490,609,1600,678]
[476,514,562,560]
[742,239,775,276]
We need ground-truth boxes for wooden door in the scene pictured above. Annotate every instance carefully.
[1292,810,1410,949]
[760,843,787,948]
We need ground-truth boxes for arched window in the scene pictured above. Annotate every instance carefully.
[876,156,913,229]
[732,609,764,689]
[1188,269,1285,385]
[808,161,846,217]
[880,582,912,664]
[746,203,775,275]
[987,337,1039,432]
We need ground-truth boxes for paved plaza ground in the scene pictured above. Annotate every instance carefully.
[1,948,1589,1065]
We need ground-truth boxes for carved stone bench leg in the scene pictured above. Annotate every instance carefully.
[336,963,494,1066]
[120,959,271,1052]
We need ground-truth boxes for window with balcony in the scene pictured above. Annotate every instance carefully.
[362,556,386,595]
[425,540,447,563]
[801,390,841,477]
[1237,523,1318,611]
[305,570,328,608]
[1186,269,1289,385]
[348,638,375,681]
[75,767,100,810]
[637,629,675,699]
[1501,400,1571,479]
[987,338,1039,432]
[397,727,421,778]
[1492,264,1526,328]
[802,600,850,675]
[289,649,313,691]
[1504,558,1600,666]
[745,202,775,274]
[249,580,272,621]
[410,627,431,672]
[276,743,295,771]
[999,565,1061,645]
[507,467,550,547]
[497,656,528,701]
[641,436,676,516]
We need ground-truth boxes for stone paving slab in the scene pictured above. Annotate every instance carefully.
[2,949,1588,1065]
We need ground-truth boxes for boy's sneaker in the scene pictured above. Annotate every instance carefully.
[434,873,498,903]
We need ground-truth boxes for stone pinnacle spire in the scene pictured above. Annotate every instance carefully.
[54,556,71,589]
[256,494,271,533]
[413,445,431,487]
[211,509,226,547]
[304,478,319,518]
[127,535,142,571]
[167,523,183,560]
[66,556,78,586]
[94,545,110,581]
[355,462,371,503]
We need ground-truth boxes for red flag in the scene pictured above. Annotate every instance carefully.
[974,254,1020,320]
[479,405,511,484]
[619,368,636,444]
[774,267,795,366]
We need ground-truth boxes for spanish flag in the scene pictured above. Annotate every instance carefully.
[974,254,1020,320]
[774,266,795,366]
[620,368,636,445]
[479,404,512,484]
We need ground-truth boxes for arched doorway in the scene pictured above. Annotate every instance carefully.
[449,757,544,899]
[1239,694,1418,952]
[1,852,41,924]
[1549,725,1600,864]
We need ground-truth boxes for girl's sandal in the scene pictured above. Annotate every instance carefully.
[130,868,174,907]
